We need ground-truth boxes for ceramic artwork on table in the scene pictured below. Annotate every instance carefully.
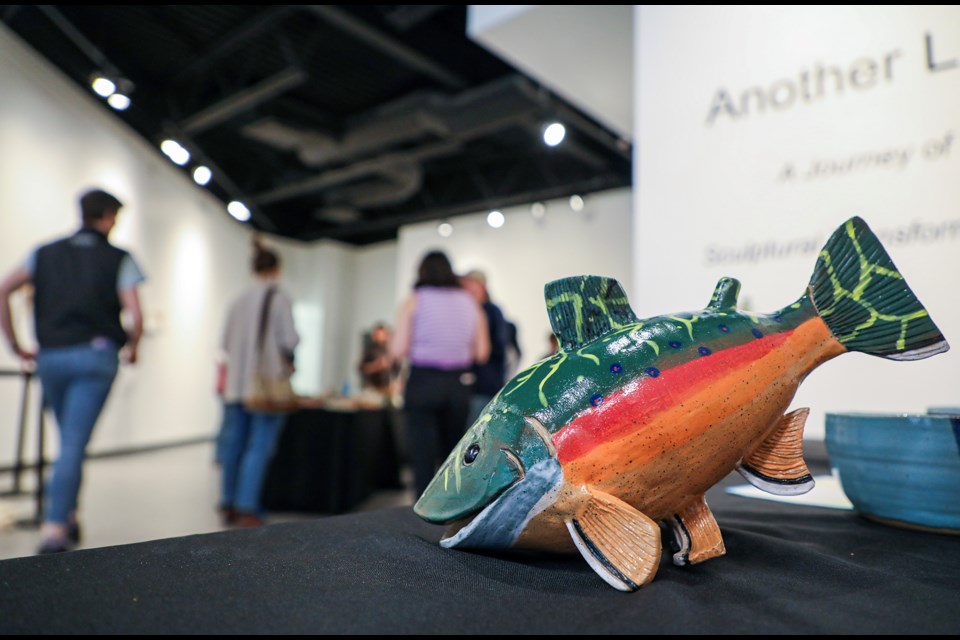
[413,216,950,591]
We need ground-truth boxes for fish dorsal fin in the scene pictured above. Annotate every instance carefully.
[708,277,741,310]
[736,407,815,496]
[668,495,726,566]
[566,488,661,592]
[544,276,638,350]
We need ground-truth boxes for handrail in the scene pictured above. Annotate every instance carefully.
[0,369,44,527]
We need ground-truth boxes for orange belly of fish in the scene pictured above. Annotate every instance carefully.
[560,316,844,521]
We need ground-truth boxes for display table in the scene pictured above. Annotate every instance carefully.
[260,407,403,515]
[0,442,958,634]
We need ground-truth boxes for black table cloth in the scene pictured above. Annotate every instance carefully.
[1,441,958,634]
[261,407,403,515]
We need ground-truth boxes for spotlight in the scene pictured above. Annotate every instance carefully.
[569,195,584,212]
[193,166,212,186]
[107,93,130,111]
[487,210,505,229]
[91,75,116,97]
[160,139,190,166]
[227,201,251,222]
[543,122,565,147]
[437,222,453,238]
[530,202,546,219]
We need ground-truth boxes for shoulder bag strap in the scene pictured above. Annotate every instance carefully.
[255,286,278,363]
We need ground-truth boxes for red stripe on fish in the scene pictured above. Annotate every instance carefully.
[553,330,794,463]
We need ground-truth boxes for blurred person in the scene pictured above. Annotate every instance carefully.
[503,320,522,380]
[218,238,300,527]
[0,188,145,554]
[461,270,508,428]
[358,322,398,398]
[391,251,489,498]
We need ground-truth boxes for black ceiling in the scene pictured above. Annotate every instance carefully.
[2,5,632,245]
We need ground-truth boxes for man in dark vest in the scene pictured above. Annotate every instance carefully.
[0,188,145,554]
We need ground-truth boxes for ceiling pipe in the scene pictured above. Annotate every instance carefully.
[254,140,460,206]
[169,6,297,86]
[180,67,308,135]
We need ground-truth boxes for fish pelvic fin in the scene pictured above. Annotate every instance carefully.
[669,495,726,566]
[737,408,815,496]
[544,276,639,351]
[566,489,661,592]
[807,216,948,361]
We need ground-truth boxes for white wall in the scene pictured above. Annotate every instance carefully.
[396,188,633,373]
[635,6,960,438]
[0,25,380,466]
[468,5,634,139]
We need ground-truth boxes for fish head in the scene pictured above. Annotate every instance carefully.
[413,409,553,524]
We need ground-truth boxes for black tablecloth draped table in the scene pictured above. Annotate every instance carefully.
[261,407,404,515]
[1,442,958,634]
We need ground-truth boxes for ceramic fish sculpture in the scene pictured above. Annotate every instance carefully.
[413,216,949,591]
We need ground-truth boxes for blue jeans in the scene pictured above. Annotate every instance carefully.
[35,342,119,525]
[219,403,286,515]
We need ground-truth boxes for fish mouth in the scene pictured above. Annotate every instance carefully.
[438,448,525,545]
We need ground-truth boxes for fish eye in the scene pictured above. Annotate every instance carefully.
[463,443,480,465]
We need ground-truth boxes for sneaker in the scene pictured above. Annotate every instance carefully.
[37,537,72,555]
[218,504,238,527]
[67,522,81,545]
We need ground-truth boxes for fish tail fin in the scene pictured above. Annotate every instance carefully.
[808,217,948,360]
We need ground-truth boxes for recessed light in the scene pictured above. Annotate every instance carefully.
[487,210,505,228]
[543,122,565,147]
[91,76,115,97]
[193,166,212,186]
[107,93,130,110]
[160,139,190,166]
[227,201,251,222]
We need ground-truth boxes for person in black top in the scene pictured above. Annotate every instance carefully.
[0,188,145,554]
[461,270,509,428]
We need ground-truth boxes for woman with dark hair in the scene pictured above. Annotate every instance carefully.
[391,250,490,498]
[217,237,300,527]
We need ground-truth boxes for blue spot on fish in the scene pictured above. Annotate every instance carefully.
[610,363,622,374]
[669,341,682,349]
[752,328,764,339]
[698,346,712,356]
[590,394,603,407]
[719,325,730,333]
[646,367,660,378]
[774,316,783,323]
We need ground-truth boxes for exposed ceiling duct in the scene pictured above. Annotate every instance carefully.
[245,75,560,209]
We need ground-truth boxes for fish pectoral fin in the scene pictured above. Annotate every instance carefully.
[566,489,661,592]
[669,495,726,566]
[737,407,815,496]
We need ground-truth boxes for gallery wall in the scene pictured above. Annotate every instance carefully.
[0,25,394,466]
[635,6,960,437]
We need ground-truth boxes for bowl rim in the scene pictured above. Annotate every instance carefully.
[825,411,960,419]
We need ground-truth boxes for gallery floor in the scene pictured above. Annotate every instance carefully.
[0,442,416,561]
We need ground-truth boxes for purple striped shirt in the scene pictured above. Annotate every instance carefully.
[409,287,478,370]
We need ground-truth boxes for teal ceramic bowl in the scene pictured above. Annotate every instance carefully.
[825,412,960,533]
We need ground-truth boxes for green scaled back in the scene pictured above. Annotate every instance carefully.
[809,217,949,360]
[544,276,639,351]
